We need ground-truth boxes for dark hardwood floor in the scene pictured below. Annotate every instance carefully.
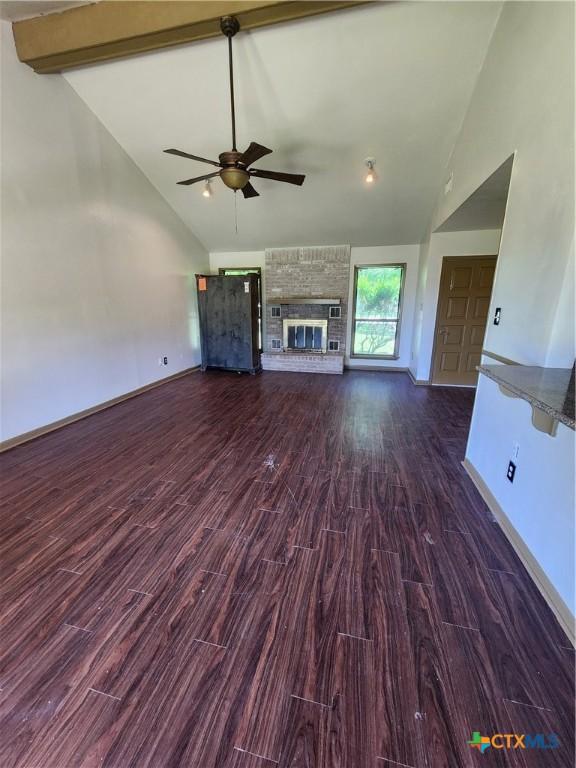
[0,370,573,768]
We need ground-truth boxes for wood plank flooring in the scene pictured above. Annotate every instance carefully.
[0,370,573,767]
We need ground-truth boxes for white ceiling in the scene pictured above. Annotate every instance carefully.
[63,2,501,252]
[0,1,92,22]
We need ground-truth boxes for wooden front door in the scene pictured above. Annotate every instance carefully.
[432,256,497,386]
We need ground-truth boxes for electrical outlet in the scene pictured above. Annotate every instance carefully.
[163,356,168,365]
[507,461,516,483]
[494,307,501,326]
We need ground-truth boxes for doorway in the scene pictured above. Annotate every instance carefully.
[431,255,497,386]
[219,267,262,351]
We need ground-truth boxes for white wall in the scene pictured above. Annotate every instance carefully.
[467,374,575,613]
[347,245,419,369]
[209,250,265,286]
[411,229,502,381]
[546,236,575,368]
[210,245,420,369]
[0,22,209,442]
[209,251,265,273]
[427,3,575,615]
[434,2,574,367]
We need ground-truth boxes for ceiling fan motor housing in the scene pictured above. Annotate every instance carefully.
[219,150,249,189]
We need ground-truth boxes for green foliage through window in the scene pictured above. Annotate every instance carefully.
[353,265,404,357]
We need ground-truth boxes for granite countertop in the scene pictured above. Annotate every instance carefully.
[478,364,575,430]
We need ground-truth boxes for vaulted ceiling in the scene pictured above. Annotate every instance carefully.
[44,3,503,250]
[0,1,90,22]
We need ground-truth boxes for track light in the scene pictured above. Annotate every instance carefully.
[364,157,376,184]
[202,180,213,198]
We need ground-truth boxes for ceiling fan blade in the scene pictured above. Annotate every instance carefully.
[177,172,220,186]
[242,181,260,199]
[164,149,221,168]
[249,168,305,186]
[239,141,273,167]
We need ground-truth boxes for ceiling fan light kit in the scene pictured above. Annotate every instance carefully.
[164,15,305,200]
[218,151,250,190]
[364,157,376,184]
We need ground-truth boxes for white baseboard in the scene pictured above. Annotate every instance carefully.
[462,458,575,647]
[345,364,409,373]
[0,366,200,453]
[407,368,431,386]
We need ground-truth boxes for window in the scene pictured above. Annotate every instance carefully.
[218,268,261,277]
[219,267,262,350]
[329,306,341,319]
[351,264,405,358]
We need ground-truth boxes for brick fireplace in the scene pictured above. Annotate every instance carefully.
[261,245,350,374]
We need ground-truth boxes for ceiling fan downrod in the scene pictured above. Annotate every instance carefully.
[163,14,305,198]
[220,16,240,153]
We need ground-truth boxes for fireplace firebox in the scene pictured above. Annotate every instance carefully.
[283,319,327,353]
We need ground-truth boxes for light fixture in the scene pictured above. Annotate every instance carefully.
[219,160,250,190]
[364,157,376,184]
[202,179,213,198]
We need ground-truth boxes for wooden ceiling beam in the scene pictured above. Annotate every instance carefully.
[13,0,369,74]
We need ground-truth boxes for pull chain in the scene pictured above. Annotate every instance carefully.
[234,190,238,234]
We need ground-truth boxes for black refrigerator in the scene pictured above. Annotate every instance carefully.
[196,274,261,374]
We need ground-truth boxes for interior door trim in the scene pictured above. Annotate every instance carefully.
[430,255,497,386]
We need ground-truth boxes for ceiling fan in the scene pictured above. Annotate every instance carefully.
[164,15,305,199]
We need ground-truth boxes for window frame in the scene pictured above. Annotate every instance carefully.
[218,267,262,276]
[350,263,407,360]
